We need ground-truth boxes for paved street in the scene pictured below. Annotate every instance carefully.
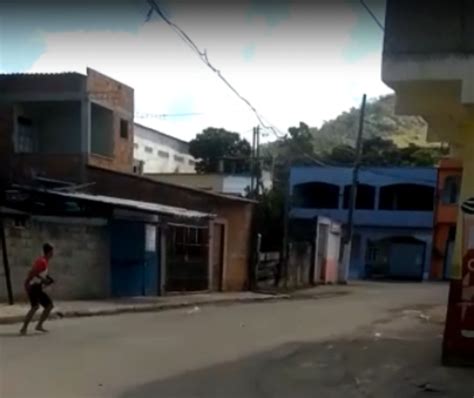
[1,282,473,398]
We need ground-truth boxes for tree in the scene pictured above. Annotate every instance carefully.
[189,127,251,173]
[324,137,447,167]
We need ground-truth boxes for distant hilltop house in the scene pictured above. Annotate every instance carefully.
[133,123,196,175]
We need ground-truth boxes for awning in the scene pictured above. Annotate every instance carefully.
[43,190,215,220]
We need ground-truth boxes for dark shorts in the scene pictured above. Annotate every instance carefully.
[28,284,52,308]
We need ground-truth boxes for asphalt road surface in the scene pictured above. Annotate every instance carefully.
[2,282,472,398]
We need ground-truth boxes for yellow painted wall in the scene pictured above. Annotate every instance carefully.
[451,122,474,278]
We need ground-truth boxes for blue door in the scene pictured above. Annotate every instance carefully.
[389,242,425,280]
[111,221,159,297]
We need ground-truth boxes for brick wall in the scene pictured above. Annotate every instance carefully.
[0,217,110,302]
[10,154,84,184]
[87,68,134,173]
[218,203,252,291]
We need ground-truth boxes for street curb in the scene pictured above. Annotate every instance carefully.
[0,294,291,325]
[0,289,351,326]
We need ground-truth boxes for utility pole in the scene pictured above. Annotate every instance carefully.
[281,163,291,288]
[0,211,13,305]
[255,125,261,196]
[250,127,256,196]
[340,93,367,284]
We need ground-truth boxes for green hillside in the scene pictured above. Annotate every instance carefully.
[311,94,430,152]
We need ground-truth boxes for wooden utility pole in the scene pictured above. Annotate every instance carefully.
[281,165,291,288]
[0,211,13,305]
[250,127,256,196]
[340,93,367,283]
[255,125,261,196]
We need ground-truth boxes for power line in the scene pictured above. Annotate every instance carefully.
[145,0,327,167]
[359,0,385,31]
[135,112,204,119]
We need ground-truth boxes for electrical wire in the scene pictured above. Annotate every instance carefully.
[144,1,440,196]
[145,0,328,166]
[135,112,204,119]
[359,0,385,31]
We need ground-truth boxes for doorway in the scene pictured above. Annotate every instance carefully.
[110,221,159,297]
[444,226,456,280]
[212,222,226,291]
[166,224,209,292]
[314,223,329,283]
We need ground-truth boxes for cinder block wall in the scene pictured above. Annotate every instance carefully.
[0,217,110,302]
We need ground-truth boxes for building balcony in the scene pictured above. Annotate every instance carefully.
[382,0,474,143]
[290,208,434,229]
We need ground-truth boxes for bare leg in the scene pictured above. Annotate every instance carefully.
[35,304,53,332]
[20,306,39,335]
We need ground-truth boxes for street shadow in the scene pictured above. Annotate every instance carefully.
[119,336,474,398]
[0,331,41,338]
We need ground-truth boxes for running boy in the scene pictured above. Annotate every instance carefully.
[20,243,55,335]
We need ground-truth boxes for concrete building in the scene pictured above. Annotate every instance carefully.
[148,171,272,197]
[431,158,462,280]
[290,166,437,280]
[0,68,135,182]
[382,0,474,280]
[287,216,342,287]
[0,68,256,299]
[382,0,474,363]
[133,123,196,174]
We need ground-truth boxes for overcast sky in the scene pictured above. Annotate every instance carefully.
[0,0,391,142]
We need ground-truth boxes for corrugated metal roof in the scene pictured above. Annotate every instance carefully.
[46,190,215,219]
[0,72,83,77]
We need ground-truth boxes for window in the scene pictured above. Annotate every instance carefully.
[91,103,114,157]
[442,176,461,205]
[292,182,340,209]
[379,184,435,211]
[145,146,153,154]
[12,216,27,229]
[15,116,35,153]
[174,155,184,163]
[188,159,196,166]
[120,119,129,139]
[158,150,169,158]
[133,159,144,175]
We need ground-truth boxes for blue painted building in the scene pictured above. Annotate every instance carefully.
[290,167,437,280]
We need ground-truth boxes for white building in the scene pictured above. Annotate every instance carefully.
[133,123,196,174]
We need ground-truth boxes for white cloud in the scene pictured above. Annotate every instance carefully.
[28,0,392,142]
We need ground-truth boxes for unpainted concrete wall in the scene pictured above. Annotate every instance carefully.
[384,0,474,55]
[0,217,110,302]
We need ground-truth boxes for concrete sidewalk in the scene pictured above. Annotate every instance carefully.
[0,291,291,325]
[0,285,352,325]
